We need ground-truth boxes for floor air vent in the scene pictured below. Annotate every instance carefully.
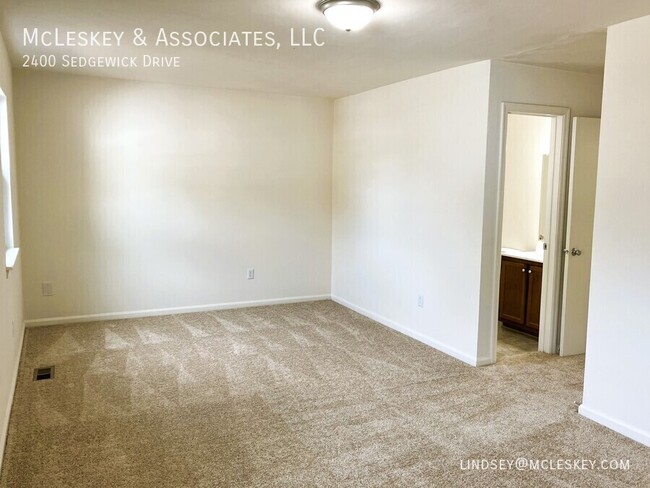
[33,366,55,381]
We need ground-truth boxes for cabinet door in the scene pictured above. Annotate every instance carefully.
[525,263,543,331]
[499,259,527,326]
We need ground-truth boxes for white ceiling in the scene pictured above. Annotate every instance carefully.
[504,30,607,74]
[2,0,649,98]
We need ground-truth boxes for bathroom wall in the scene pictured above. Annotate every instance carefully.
[501,114,552,251]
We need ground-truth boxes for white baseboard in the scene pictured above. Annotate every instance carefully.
[579,404,650,447]
[331,295,478,367]
[24,295,331,327]
[0,321,26,471]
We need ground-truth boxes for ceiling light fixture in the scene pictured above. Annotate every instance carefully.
[318,0,381,32]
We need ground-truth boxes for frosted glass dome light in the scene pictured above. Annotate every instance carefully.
[318,0,381,32]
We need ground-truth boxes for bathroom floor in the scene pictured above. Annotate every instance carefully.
[497,323,539,360]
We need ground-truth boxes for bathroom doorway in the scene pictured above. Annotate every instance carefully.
[493,104,571,361]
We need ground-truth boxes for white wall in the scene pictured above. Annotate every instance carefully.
[477,62,604,363]
[15,71,333,322]
[580,15,650,447]
[0,33,24,471]
[502,114,551,251]
[332,61,492,366]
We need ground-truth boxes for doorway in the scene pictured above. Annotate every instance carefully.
[492,103,571,361]
[490,104,602,363]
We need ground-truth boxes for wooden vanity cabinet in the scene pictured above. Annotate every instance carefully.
[498,256,543,337]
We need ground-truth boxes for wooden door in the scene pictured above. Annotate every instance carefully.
[526,263,543,332]
[560,118,601,356]
[499,258,527,326]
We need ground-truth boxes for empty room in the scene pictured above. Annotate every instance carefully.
[0,1,649,486]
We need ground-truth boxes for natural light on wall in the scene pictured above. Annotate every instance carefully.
[0,88,18,271]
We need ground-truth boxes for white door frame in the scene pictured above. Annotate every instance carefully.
[490,103,571,359]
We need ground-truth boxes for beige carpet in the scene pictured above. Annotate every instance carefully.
[1,301,648,487]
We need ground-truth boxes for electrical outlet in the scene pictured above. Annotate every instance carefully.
[42,282,54,296]
[418,295,424,308]
[247,268,255,280]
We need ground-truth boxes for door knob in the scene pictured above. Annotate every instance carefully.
[571,248,582,256]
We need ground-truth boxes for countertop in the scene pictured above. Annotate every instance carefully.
[501,243,544,264]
